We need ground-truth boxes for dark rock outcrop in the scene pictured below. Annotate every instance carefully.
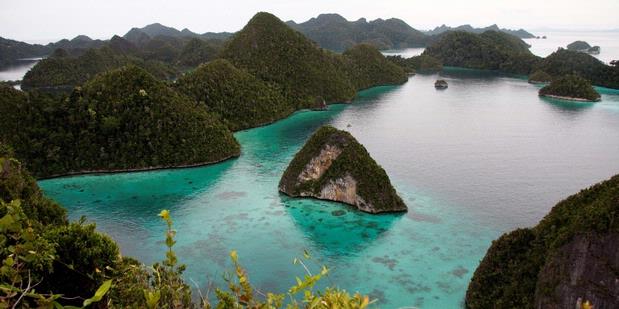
[435,79,448,89]
[535,233,619,309]
[279,126,406,213]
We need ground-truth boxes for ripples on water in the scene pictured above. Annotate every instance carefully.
[37,68,619,308]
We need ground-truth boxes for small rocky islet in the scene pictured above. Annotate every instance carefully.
[538,74,601,102]
[279,125,407,214]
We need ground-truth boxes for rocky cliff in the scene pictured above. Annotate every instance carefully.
[279,126,406,213]
[465,174,619,309]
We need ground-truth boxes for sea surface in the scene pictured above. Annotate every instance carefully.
[36,69,619,308]
[523,30,619,64]
[0,58,40,89]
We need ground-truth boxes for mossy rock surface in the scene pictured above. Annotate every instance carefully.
[539,74,601,101]
[465,174,619,308]
[279,126,406,213]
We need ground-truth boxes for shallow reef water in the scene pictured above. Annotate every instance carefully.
[40,70,619,308]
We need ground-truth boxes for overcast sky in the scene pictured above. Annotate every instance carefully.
[2,0,618,43]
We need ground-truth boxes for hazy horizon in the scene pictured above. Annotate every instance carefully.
[2,0,618,44]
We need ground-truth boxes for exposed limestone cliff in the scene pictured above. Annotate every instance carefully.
[279,126,406,213]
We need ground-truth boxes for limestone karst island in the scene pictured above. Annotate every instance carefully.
[1,1,618,308]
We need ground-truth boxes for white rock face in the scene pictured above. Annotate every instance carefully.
[294,145,377,212]
[297,144,342,182]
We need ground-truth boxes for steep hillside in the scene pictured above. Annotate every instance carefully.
[1,66,240,177]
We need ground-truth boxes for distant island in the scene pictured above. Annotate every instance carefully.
[424,24,536,39]
[286,13,428,51]
[279,126,407,213]
[422,30,538,75]
[566,40,600,55]
[1,14,539,65]
[538,75,601,102]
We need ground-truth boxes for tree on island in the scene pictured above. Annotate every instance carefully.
[538,74,601,102]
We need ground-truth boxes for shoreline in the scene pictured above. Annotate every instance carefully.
[37,153,240,180]
[539,94,600,102]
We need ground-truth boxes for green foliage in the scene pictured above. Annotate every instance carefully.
[566,41,591,51]
[175,59,294,131]
[279,126,406,212]
[42,222,120,304]
[386,54,443,73]
[288,13,427,52]
[222,13,408,110]
[0,149,66,225]
[465,174,619,308]
[177,38,222,68]
[214,249,372,309]
[539,74,601,101]
[1,65,240,178]
[528,70,552,83]
[0,37,49,66]
[222,12,357,109]
[21,46,177,90]
[424,31,541,75]
[343,44,407,90]
[535,49,619,89]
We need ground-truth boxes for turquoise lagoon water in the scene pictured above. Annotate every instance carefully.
[39,70,619,308]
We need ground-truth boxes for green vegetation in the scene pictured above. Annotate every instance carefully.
[279,125,406,213]
[222,12,357,109]
[425,24,536,39]
[423,31,541,75]
[0,148,373,308]
[287,13,427,51]
[0,37,49,66]
[0,146,66,226]
[177,37,222,67]
[566,40,591,51]
[222,12,408,110]
[175,59,294,131]
[528,70,552,84]
[465,174,619,308]
[343,44,407,89]
[539,74,601,101]
[21,46,177,90]
[1,66,240,178]
[536,49,619,89]
[387,54,443,73]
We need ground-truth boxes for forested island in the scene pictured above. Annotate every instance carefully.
[566,40,600,54]
[538,75,601,102]
[279,126,407,213]
[1,66,241,178]
[424,24,536,38]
